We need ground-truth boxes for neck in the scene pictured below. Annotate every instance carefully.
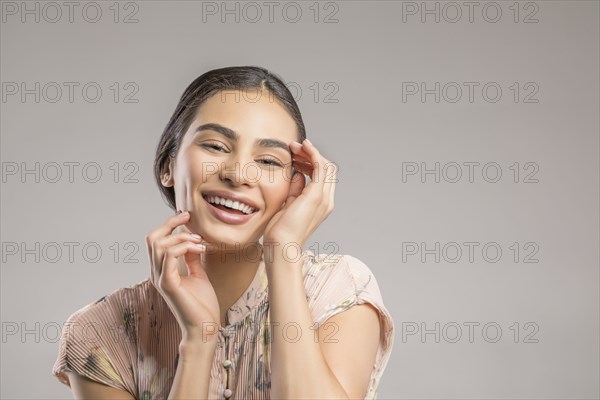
[177,242,264,327]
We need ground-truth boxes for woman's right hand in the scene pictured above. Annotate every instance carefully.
[145,211,220,342]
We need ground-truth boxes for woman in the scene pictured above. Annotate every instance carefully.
[52,66,394,399]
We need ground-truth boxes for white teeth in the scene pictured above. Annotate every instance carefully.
[205,195,256,215]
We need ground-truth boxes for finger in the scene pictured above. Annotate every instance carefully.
[289,142,317,177]
[156,231,204,249]
[324,161,338,213]
[159,241,206,293]
[292,159,313,171]
[146,211,192,251]
[301,139,322,180]
[291,159,313,178]
[291,156,312,168]
[159,231,209,280]
[302,140,337,217]
[151,232,205,281]
[147,212,191,283]
[320,160,337,214]
[146,212,191,273]
[321,159,337,192]
[289,141,313,162]
[182,244,209,280]
[299,139,328,200]
[291,157,313,166]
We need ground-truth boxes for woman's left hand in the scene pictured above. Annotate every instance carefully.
[263,139,338,249]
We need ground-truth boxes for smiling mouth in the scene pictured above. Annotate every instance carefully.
[202,195,258,215]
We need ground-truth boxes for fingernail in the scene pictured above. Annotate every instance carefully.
[304,138,312,146]
[190,233,201,240]
[195,243,206,250]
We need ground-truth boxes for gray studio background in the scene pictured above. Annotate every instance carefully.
[1,1,598,399]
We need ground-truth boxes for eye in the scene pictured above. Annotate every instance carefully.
[201,143,227,152]
[258,158,284,167]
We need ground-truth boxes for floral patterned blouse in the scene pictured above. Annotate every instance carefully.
[52,250,395,399]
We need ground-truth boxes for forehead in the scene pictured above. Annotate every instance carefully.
[190,89,298,143]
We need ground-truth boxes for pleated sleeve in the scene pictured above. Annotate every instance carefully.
[52,290,139,397]
[303,252,395,399]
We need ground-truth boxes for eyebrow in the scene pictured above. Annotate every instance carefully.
[195,123,291,154]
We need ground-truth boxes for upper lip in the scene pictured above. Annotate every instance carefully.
[202,190,260,211]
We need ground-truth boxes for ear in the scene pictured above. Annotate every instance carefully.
[161,157,174,188]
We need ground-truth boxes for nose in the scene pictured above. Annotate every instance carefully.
[218,152,259,186]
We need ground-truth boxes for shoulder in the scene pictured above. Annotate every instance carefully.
[300,251,395,399]
[58,277,153,357]
[301,250,379,294]
[300,250,387,322]
[65,277,152,329]
[53,278,153,394]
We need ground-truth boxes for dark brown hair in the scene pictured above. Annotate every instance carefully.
[153,66,306,211]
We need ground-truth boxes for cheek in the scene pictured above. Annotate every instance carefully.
[171,156,207,207]
[185,154,214,185]
[262,178,290,209]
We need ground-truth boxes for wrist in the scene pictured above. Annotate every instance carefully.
[263,237,303,263]
[264,252,305,284]
[178,335,218,363]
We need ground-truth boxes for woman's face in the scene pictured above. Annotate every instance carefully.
[164,88,299,249]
